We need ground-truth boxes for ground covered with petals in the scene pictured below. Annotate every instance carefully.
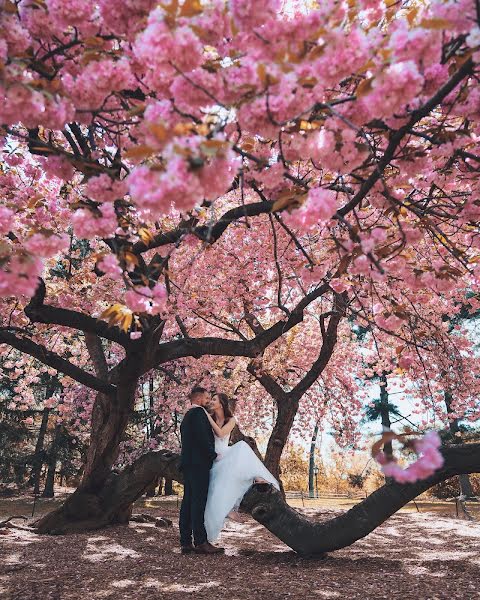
[1,498,479,599]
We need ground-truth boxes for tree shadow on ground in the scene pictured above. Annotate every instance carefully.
[1,502,479,600]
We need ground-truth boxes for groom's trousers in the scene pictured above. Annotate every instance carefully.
[179,465,210,546]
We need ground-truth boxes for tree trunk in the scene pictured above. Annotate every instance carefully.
[42,424,62,498]
[379,374,392,457]
[34,353,143,534]
[33,450,181,534]
[264,397,299,481]
[444,391,476,498]
[230,424,263,460]
[145,475,159,497]
[149,375,155,438]
[251,292,345,484]
[164,478,173,496]
[308,421,320,498]
[30,407,50,495]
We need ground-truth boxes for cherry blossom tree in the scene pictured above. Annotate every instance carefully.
[1,0,480,549]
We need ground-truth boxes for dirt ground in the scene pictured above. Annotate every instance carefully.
[0,495,479,600]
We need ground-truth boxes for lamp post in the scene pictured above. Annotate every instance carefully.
[313,465,319,499]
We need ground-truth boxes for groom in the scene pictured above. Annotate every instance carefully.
[179,386,224,555]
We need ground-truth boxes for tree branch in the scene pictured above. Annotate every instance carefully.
[289,293,347,401]
[84,333,109,380]
[0,330,116,395]
[25,301,130,346]
[132,201,273,254]
[336,58,474,219]
[151,283,331,369]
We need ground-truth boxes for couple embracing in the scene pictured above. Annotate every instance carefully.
[179,386,280,555]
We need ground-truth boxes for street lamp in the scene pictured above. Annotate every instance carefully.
[313,465,319,499]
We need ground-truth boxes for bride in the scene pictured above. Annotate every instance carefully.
[202,392,280,542]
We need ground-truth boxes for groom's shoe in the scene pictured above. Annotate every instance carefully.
[181,544,196,554]
[194,542,225,555]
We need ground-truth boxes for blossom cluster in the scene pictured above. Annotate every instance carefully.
[375,431,444,484]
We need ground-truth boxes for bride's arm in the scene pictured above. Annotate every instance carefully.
[204,410,236,437]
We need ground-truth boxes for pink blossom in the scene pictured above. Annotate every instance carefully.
[197,155,240,201]
[125,288,151,313]
[398,354,414,369]
[330,278,349,293]
[42,156,75,181]
[170,69,224,116]
[99,0,157,37]
[44,396,57,409]
[231,0,281,29]
[133,10,203,90]
[362,60,424,121]
[86,174,128,203]
[97,254,123,280]
[376,431,444,483]
[0,253,43,298]
[283,187,337,231]
[128,140,238,217]
[24,233,70,258]
[375,313,404,332]
[45,0,95,32]
[351,255,371,276]
[72,204,118,239]
[124,283,167,315]
[0,207,14,234]
[62,58,135,110]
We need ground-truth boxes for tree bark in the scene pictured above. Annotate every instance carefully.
[241,442,480,556]
[34,352,144,534]
[264,397,300,481]
[164,478,174,496]
[145,476,159,497]
[34,450,181,534]
[29,407,50,495]
[230,423,263,461]
[379,374,392,455]
[42,424,62,498]
[308,421,320,498]
[444,391,476,498]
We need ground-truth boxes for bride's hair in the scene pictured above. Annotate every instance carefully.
[214,393,234,420]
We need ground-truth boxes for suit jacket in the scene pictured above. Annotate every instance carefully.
[180,406,217,470]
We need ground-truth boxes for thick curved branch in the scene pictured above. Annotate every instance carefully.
[132,201,273,253]
[84,333,109,380]
[25,303,130,346]
[242,442,480,556]
[0,330,116,395]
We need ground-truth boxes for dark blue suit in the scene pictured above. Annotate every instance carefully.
[179,406,217,546]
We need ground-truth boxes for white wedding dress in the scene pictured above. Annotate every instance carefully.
[204,433,280,542]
